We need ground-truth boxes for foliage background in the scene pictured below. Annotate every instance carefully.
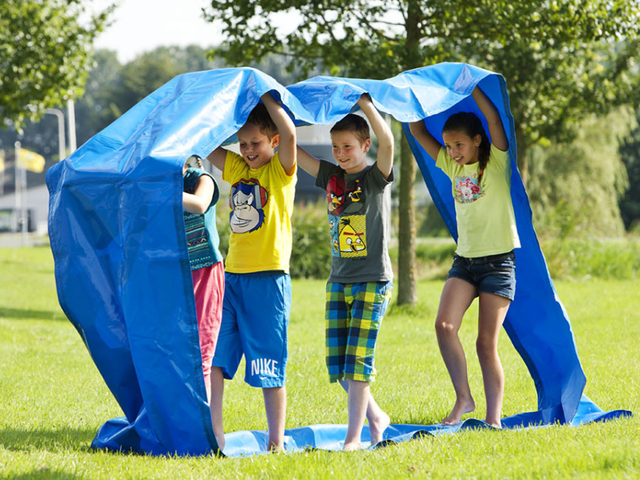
[0,0,112,128]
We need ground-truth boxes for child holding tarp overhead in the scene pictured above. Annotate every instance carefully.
[409,86,520,429]
[206,92,297,452]
[297,93,394,451]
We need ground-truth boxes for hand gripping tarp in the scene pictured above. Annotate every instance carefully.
[47,64,630,457]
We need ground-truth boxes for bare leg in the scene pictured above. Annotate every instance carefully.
[205,376,211,403]
[477,292,511,428]
[342,380,369,451]
[210,366,225,451]
[435,278,478,425]
[340,380,390,446]
[263,386,286,451]
[364,392,390,445]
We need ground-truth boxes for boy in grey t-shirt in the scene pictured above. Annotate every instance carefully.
[297,93,394,451]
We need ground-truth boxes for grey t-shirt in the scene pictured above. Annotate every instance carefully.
[315,160,394,283]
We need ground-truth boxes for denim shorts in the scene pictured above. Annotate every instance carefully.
[447,251,516,301]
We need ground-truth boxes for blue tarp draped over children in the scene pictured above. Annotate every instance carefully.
[46,64,629,457]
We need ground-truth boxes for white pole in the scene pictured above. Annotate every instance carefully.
[21,158,28,246]
[0,149,4,196]
[45,108,66,161]
[14,141,20,230]
[67,99,77,153]
[14,141,27,245]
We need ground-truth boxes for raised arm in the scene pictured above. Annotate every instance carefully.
[296,145,321,178]
[262,91,297,175]
[183,175,215,215]
[472,86,508,152]
[206,147,227,172]
[408,120,441,161]
[358,94,394,179]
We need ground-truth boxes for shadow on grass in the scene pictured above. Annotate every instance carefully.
[393,414,444,427]
[0,307,67,322]
[386,300,435,319]
[0,425,98,452]
[11,469,84,479]
[0,426,96,453]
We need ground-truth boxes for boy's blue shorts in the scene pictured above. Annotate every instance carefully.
[212,271,291,388]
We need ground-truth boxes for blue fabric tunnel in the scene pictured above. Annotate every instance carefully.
[46,64,630,457]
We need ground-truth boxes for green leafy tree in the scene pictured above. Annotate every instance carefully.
[74,49,123,145]
[466,34,640,184]
[204,0,639,304]
[0,0,113,128]
[1,45,221,163]
[618,108,640,232]
[527,109,631,238]
[77,46,224,146]
[112,46,224,116]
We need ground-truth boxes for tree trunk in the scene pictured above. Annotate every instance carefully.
[515,124,528,186]
[396,130,417,305]
[396,0,421,306]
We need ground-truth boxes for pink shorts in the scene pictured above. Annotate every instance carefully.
[191,261,225,394]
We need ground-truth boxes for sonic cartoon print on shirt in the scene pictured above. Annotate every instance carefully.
[454,173,484,203]
[229,178,268,233]
[326,175,367,258]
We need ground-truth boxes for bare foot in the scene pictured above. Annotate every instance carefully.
[368,410,391,445]
[215,436,225,452]
[343,441,362,452]
[267,441,284,453]
[442,397,475,425]
[485,419,502,429]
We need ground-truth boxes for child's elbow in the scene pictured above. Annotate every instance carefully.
[189,200,209,215]
[195,204,209,215]
[409,121,422,136]
[282,127,296,141]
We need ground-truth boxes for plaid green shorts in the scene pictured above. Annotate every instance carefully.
[325,281,393,383]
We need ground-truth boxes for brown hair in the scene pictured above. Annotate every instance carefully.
[245,103,278,139]
[330,114,370,145]
[443,112,491,182]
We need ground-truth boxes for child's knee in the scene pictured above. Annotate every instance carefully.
[475,335,498,359]
[435,318,457,337]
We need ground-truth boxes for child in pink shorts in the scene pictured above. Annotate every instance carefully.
[182,155,225,405]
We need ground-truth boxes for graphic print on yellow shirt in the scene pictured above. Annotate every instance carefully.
[454,174,485,203]
[326,174,367,258]
[223,150,296,274]
[229,178,269,234]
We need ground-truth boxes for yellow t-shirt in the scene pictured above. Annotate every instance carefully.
[436,145,520,258]
[223,150,297,273]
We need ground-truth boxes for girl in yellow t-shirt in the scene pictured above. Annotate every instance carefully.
[409,86,519,429]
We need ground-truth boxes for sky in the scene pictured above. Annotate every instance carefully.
[93,0,225,63]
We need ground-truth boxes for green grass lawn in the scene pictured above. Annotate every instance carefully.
[1,247,638,478]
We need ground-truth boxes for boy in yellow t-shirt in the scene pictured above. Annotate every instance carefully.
[206,92,297,452]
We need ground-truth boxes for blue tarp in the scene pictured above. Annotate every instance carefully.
[222,395,630,456]
[46,64,630,457]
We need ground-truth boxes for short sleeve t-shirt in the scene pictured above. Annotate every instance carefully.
[436,145,520,258]
[315,160,394,283]
[223,150,297,273]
